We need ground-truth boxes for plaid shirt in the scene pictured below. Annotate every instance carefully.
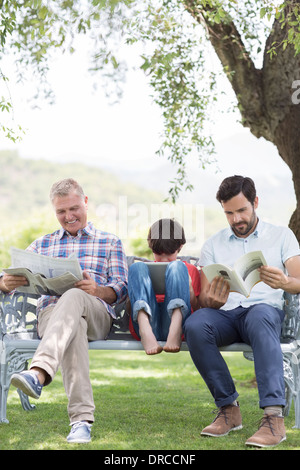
[27,222,128,318]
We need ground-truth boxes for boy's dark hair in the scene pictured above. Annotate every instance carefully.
[147,218,186,255]
[216,175,257,205]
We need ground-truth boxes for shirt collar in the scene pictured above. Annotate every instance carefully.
[228,218,260,240]
[58,221,95,239]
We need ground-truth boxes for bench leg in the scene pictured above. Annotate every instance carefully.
[283,356,295,418]
[293,390,300,429]
[283,350,300,428]
[244,349,300,427]
[1,344,37,423]
[0,352,10,424]
[0,391,10,423]
[291,357,300,429]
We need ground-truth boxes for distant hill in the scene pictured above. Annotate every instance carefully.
[0,147,296,256]
[0,150,164,221]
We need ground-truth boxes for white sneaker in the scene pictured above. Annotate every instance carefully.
[67,421,92,443]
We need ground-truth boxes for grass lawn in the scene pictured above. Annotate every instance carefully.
[1,350,299,451]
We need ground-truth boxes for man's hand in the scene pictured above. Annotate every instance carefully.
[74,271,117,304]
[74,271,98,296]
[205,276,230,309]
[258,266,289,290]
[0,274,28,293]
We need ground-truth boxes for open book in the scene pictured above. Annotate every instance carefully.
[3,247,83,296]
[201,250,267,297]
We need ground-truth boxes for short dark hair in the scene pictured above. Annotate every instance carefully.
[147,218,186,255]
[216,175,256,205]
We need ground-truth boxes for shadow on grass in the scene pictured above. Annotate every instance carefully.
[1,351,299,450]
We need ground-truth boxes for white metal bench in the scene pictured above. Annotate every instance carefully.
[1,256,300,427]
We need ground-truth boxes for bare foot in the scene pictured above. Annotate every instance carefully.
[163,308,182,353]
[138,310,163,355]
[140,331,163,355]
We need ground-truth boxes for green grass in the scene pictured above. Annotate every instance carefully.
[1,351,299,450]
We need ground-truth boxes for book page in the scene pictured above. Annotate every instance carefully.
[233,251,267,291]
[202,264,247,296]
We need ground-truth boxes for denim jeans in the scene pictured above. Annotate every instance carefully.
[183,303,286,409]
[128,260,191,341]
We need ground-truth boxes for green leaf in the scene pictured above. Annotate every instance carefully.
[260,7,266,19]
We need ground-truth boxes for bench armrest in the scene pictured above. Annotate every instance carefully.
[282,292,300,342]
[0,292,39,339]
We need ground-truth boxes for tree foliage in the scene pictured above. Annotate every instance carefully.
[1,1,300,201]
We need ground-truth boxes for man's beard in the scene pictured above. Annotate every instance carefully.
[231,212,258,237]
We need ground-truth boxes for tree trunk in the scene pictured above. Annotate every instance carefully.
[263,5,300,240]
[184,0,300,239]
[273,104,300,240]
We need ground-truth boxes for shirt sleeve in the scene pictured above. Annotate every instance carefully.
[26,239,38,253]
[282,227,300,265]
[105,237,128,304]
[198,238,215,267]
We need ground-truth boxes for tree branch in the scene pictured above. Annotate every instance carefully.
[183,0,271,139]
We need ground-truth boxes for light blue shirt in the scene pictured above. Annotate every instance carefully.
[198,220,300,310]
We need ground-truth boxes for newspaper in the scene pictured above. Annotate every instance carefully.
[3,247,83,296]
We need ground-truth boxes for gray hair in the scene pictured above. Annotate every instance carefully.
[49,178,85,203]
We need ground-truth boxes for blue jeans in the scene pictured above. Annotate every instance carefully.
[128,260,191,341]
[183,303,285,409]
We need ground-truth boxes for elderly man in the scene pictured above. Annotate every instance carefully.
[184,175,300,448]
[0,178,128,443]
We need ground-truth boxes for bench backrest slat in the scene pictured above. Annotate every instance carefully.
[1,256,299,342]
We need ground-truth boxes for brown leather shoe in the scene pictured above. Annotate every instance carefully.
[245,414,286,448]
[201,403,242,437]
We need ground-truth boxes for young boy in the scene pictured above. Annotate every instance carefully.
[128,218,201,355]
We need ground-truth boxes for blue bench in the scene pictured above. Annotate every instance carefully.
[1,256,300,427]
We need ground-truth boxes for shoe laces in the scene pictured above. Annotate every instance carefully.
[257,414,279,436]
[28,371,40,385]
[70,421,92,432]
[212,406,229,425]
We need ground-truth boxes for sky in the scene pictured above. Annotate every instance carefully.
[0,32,296,219]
